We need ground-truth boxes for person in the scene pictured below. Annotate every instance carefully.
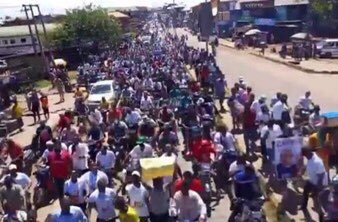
[126,107,142,127]
[63,170,88,212]
[125,171,150,222]
[11,99,24,131]
[228,155,250,177]
[147,177,170,222]
[81,161,109,194]
[170,181,207,222]
[88,178,117,222]
[96,145,116,185]
[0,164,31,191]
[40,92,50,120]
[2,206,27,222]
[309,105,322,131]
[214,75,226,112]
[318,175,338,221]
[54,77,65,103]
[30,89,41,124]
[36,121,53,152]
[213,125,237,153]
[140,92,154,112]
[228,165,261,222]
[115,196,139,222]
[260,120,283,162]
[57,114,72,132]
[242,104,257,155]
[191,139,216,163]
[272,94,291,126]
[60,123,78,143]
[1,139,24,170]
[158,123,178,151]
[298,91,313,111]
[138,115,157,138]
[301,147,328,210]
[174,171,204,194]
[0,176,26,212]
[47,140,72,198]
[45,196,88,222]
[70,140,89,173]
[128,141,153,162]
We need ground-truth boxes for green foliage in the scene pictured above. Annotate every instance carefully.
[48,5,121,51]
[309,0,338,26]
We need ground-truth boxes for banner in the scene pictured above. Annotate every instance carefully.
[274,136,303,180]
[198,2,213,38]
[241,0,274,10]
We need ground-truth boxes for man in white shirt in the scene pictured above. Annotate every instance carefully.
[88,178,117,221]
[260,120,283,162]
[0,164,31,190]
[298,91,313,111]
[140,93,154,111]
[272,94,290,125]
[125,108,142,126]
[80,162,109,193]
[213,126,237,152]
[129,142,153,161]
[228,155,250,177]
[96,145,116,186]
[309,105,322,131]
[126,171,150,221]
[170,181,207,222]
[71,142,89,173]
[143,77,154,90]
[64,171,88,211]
[251,95,267,117]
[301,147,328,210]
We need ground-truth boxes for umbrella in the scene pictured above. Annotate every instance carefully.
[290,32,312,40]
[244,29,261,36]
[54,58,67,66]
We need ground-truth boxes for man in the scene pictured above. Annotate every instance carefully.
[0,164,31,192]
[88,178,117,222]
[158,123,178,151]
[88,122,104,141]
[138,115,157,138]
[0,176,26,212]
[57,114,71,132]
[36,121,53,152]
[60,124,78,143]
[174,171,204,194]
[140,92,154,111]
[81,161,108,194]
[47,140,72,198]
[251,95,267,118]
[301,147,328,210]
[128,141,153,162]
[298,91,313,111]
[318,176,338,221]
[228,155,250,177]
[191,139,216,163]
[45,196,87,222]
[108,118,128,142]
[125,171,150,222]
[158,105,175,127]
[213,125,237,153]
[96,145,116,185]
[272,94,290,126]
[242,104,257,155]
[63,171,88,212]
[170,181,207,222]
[148,177,170,222]
[115,196,139,222]
[260,120,283,162]
[309,105,322,131]
[214,75,226,112]
[125,107,142,127]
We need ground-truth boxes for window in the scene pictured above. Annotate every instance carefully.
[10,39,16,44]
[2,40,8,45]
[20,38,26,43]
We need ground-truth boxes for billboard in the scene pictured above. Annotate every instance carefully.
[198,2,213,38]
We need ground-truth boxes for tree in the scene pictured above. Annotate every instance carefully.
[48,5,121,52]
[309,0,338,36]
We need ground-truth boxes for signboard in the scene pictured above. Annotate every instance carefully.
[241,0,274,10]
[274,0,309,6]
[274,136,303,180]
[254,18,276,26]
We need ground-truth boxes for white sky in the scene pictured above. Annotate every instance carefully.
[0,0,204,18]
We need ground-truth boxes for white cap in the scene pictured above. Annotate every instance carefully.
[131,171,141,177]
[8,164,17,171]
[46,140,54,146]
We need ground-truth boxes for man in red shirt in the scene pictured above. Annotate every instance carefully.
[58,114,71,132]
[242,104,257,155]
[174,171,204,195]
[47,140,72,198]
[191,139,216,163]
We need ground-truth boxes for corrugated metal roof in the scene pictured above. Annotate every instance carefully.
[108,11,130,19]
[0,23,58,38]
[274,0,309,6]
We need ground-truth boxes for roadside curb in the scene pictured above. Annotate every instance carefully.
[218,41,338,75]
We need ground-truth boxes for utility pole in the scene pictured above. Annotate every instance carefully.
[25,4,49,74]
[22,5,37,55]
[205,0,209,54]
[35,4,55,66]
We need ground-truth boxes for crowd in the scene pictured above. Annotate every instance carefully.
[0,14,337,222]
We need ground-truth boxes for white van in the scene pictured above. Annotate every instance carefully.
[317,39,338,58]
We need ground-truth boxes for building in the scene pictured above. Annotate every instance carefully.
[0,23,57,56]
[108,11,131,32]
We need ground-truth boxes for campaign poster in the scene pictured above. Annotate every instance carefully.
[274,136,303,180]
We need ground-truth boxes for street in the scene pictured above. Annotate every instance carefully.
[179,28,338,112]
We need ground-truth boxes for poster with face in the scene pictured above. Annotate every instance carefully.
[274,136,303,180]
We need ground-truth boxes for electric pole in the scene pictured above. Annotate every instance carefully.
[205,0,209,54]
[22,5,37,55]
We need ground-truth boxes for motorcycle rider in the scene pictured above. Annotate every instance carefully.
[299,91,313,111]
[158,123,178,152]
[309,105,322,131]
[138,115,157,138]
[228,164,262,222]
[318,176,338,222]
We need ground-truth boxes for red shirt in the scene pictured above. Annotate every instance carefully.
[243,110,256,128]
[58,116,71,129]
[200,66,209,78]
[191,139,216,162]
[48,150,71,179]
[174,178,204,194]
[109,108,122,120]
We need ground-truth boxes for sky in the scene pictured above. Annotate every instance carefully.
[0,0,204,18]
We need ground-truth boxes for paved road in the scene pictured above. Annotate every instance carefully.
[179,29,338,112]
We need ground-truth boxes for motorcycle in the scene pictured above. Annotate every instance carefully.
[197,163,213,218]
[33,164,54,208]
[233,198,266,222]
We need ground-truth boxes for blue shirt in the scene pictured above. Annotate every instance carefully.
[49,206,88,222]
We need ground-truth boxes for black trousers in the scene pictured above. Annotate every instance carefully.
[54,178,66,198]
[302,181,319,208]
[150,212,169,222]
[96,218,116,222]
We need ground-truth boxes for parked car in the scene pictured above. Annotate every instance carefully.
[316,39,338,58]
[86,80,118,110]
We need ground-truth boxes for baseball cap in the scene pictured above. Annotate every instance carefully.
[9,164,17,171]
[131,171,141,177]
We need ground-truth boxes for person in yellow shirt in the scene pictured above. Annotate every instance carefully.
[308,132,332,172]
[115,196,139,222]
[11,100,23,131]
